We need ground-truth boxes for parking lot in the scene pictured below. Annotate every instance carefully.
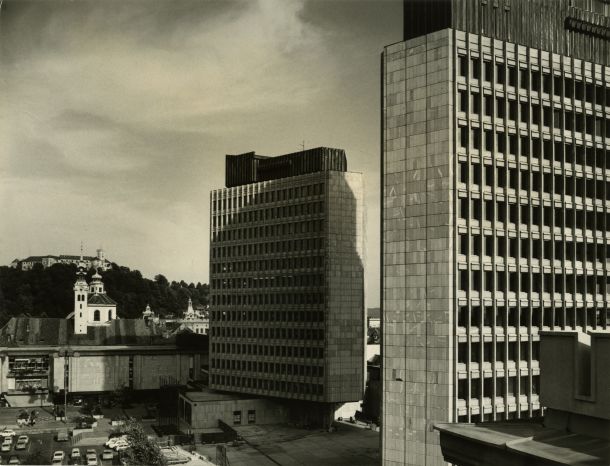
[0,432,121,465]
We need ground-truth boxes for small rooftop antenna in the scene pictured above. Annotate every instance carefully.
[300,140,305,153]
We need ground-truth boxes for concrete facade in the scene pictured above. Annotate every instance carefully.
[178,390,289,433]
[383,22,610,465]
[209,148,364,421]
[382,29,455,466]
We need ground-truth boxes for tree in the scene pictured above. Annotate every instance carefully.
[120,419,167,466]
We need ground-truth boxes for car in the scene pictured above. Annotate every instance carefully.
[101,450,114,460]
[1,437,12,452]
[0,429,16,438]
[52,451,65,464]
[72,397,84,406]
[86,448,96,456]
[15,435,28,450]
[71,447,81,461]
[105,435,127,448]
[86,453,98,466]
[8,455,19,465]
[112,440,130,451]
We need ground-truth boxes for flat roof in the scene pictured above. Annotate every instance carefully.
[435,421,610,465]
[182,389,257,403]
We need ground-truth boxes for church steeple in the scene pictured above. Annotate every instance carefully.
[74,245,89,335]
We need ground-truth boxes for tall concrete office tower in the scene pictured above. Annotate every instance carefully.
[209,147,364,425]
[382,1,610,464]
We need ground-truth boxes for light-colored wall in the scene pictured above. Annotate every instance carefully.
[541,331,610,421]
[47,351,200,393]
[382,29,454,466]
[325,170,365,403]
[179,395,289,432]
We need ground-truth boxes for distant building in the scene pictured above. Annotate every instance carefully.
[209,147,364,426]
[13,249,111,271]
[71,263,117,335]
[181,299,209,335]
[0,264,207,407]
[436,330,610,466]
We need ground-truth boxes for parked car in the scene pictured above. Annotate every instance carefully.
[86,452,98,466]
[72,397,84,406]
[101,449,114,460]
[1,437,12,452]
[112,439,130,451]
[0,429,16,438]
[105,436,127,448]
[56,429,69,442]
[8,455,19,465]
[52,451,65,465]
[71,447,81,461]
[15,435,28,450]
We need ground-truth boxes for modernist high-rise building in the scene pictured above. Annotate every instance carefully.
[382,1,610,464]
[209,147,364,424]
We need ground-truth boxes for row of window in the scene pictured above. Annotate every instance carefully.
[459,235,609,263]
[459,128,610,166]
[458,90,610,138]
[211,255,325,275]
[459,269,610,295]
[458,341,539,364]
[212,183,325,211]
[457,376,540,400]
[212,201,324,226]
[459,163,610,194]
[211,343,324,359]
[210,375,324,397]
[211,326,324,340]
[211,309,323,323]
[210,292,325,306]
[232,410,256,425]
[212,274,325,291]
[211,359,324,378]
[458,306,610,329]
[458,55,610,106]
[211,237,324,260]
[458,198,610,230]
[457,305,604,329]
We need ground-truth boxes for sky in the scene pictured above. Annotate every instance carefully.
[0,0,402,308]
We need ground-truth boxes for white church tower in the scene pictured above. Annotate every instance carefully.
[73,260,89,335]
[72,251,117,334]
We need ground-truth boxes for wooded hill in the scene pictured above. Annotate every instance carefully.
[0,263,208,325]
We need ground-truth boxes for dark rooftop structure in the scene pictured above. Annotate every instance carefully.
[403,0,610,65]
[225,147,347,188]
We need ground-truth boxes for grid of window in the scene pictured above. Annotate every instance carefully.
[454,31,610,423]
[209,174,328,401]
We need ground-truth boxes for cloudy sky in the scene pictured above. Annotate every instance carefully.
[0,0,401,307]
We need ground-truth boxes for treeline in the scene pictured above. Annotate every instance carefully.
[0,263,208,324]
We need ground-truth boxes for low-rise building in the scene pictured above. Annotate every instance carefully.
[178,389,289,433]
[13,249,111,272]
[435,330,610,466]
[0,260,207,407]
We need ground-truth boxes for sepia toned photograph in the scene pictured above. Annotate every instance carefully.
[1,0,610,465]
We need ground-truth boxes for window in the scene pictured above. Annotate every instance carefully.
[248,410,256,424]
[233,410,242,425]
[94,310,100,321]
[108,310,112,321]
